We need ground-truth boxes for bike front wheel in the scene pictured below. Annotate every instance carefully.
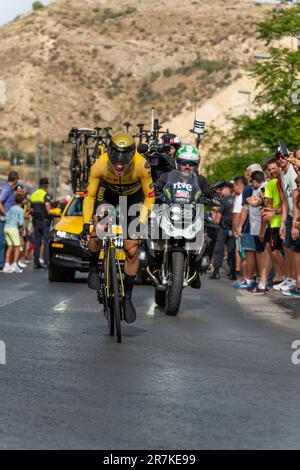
[109,248,122,343]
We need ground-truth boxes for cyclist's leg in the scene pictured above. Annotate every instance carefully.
[87,191,117,290]
[122,239,139,323]
[124,239,139,276]
[121,189,147,322]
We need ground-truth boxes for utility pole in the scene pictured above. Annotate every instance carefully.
[38,144,44,179]
[33,121,40,185]
[48,137,52,190]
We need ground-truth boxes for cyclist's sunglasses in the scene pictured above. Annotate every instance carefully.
[275,153,286,160]
[178,160,198,167]
[109,148,135,166]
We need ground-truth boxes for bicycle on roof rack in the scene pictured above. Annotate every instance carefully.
[63,126,113,193]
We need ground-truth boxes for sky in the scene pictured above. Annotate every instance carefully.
[0,0,53,26]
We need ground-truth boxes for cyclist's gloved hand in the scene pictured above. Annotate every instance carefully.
[81,223,90,241]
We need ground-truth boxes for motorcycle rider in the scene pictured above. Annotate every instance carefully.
[156,145,212,195]
[156,145,220,288]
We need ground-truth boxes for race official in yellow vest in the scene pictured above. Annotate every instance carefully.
[30,177,52,269]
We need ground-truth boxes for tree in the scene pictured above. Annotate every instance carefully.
[32,1,44,11]
[208,5,300,180]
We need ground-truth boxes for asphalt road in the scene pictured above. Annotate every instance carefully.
[0,268,299,450]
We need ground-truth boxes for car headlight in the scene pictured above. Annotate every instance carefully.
[56,231,79,240]
[170,205,182,221]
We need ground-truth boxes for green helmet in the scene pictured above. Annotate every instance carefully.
[176,145,200,164]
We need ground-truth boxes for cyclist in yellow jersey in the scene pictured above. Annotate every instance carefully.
[82,133,155,323]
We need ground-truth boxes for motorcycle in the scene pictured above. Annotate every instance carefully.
[142,169,218,316]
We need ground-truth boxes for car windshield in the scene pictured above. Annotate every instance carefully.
[65,196,84,216]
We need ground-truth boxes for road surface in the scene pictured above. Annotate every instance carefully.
[0,268,299,449]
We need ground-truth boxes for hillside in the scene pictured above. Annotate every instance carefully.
[0,0,272,182]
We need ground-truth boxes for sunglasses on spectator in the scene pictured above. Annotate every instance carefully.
[275,154,286,160]
[178,160,198,167]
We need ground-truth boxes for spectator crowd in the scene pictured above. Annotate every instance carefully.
[209,147,300,299]
[0,172,53,274]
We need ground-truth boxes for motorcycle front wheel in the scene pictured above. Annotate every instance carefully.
[166,251,185,316]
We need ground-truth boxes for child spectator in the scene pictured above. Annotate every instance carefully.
[2,194,25,274]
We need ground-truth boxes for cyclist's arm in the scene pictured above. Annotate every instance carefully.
[139,164,155,225]
[83,162,102,225]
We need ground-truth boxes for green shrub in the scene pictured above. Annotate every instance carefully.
[102,8,122,21]
[93,113,102,122]
[32,1,44,11]
[163,67,173,78]
[125,7,137,15]
[105,90,114,100]
[149,71,160,83]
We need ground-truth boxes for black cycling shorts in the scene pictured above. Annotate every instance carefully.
[263,227,283,252]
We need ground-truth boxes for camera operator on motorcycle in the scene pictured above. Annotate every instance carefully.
[82,133,155,323]
[155,145,221,289]
[146,133,181,182]
[160,133,182,159]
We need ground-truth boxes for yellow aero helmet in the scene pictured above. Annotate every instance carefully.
[108,133,136,165]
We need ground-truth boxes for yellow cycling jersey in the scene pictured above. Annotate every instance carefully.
[83,152,155,225]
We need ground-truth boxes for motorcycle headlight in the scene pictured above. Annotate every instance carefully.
[170,205,182,221]
[56,231,79,240]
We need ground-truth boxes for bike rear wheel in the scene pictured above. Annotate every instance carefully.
[70,147,81,193]
[109,248,122,343]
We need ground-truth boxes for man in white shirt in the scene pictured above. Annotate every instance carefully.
[277,151,298,292]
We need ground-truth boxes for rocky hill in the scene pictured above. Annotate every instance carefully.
[0,0,272,182]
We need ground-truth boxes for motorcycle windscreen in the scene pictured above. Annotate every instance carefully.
[163,169,201,203]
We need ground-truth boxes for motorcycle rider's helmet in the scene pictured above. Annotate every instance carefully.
[160,133,182,150]
[175,145,200,166]
[107,133,136,166]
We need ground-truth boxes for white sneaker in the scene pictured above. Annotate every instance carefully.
[281,279,296,292]
[18,261,27,269]
[273,279,288,291]
[11,264,23,273]
[2,264,13,274]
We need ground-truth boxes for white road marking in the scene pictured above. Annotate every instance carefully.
[53,298,72,312]
[52,293,99,313]
[16,283,31,290]
[0,289,35,308]
[145,301,156,317]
